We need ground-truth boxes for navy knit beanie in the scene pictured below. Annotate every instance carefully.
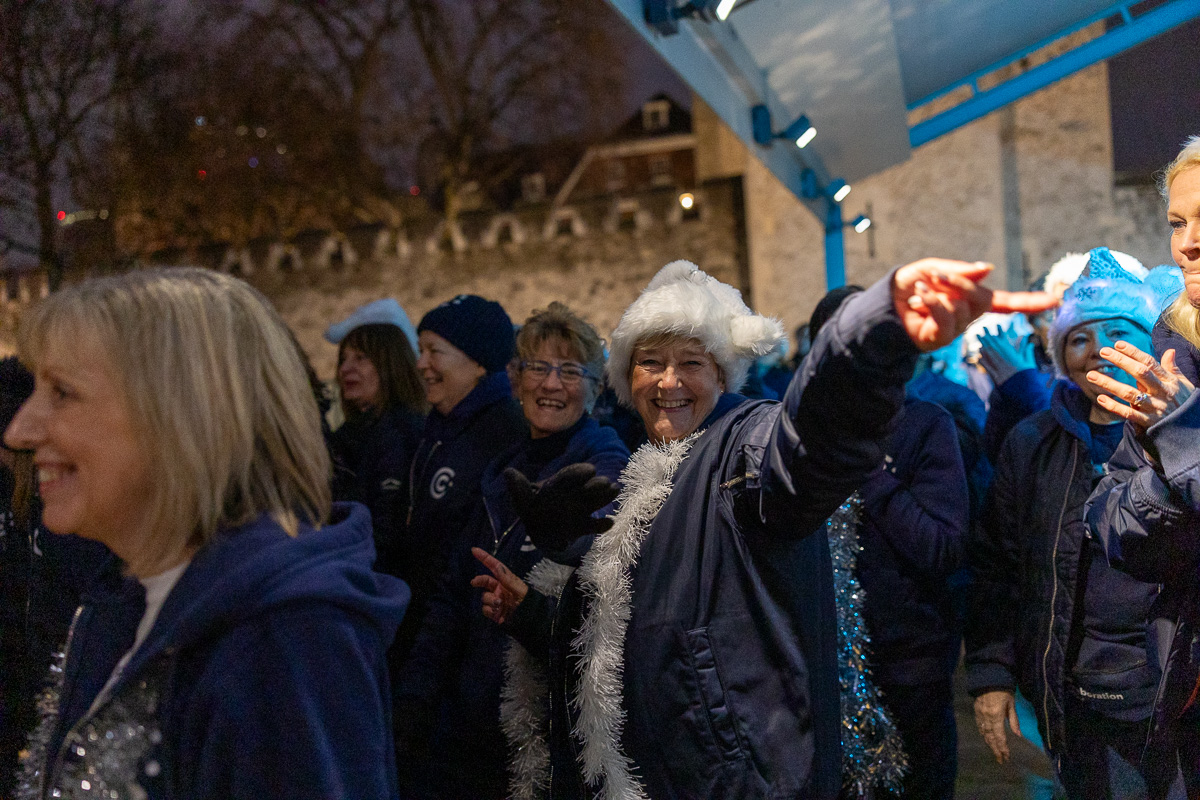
[418,294,515,373]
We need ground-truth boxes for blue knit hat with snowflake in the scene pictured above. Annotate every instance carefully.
[1049,247,1183,377]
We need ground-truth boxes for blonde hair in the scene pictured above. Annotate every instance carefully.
[1161,137,1200,350]
[1159,135,1200,200]
[17,267,331,575]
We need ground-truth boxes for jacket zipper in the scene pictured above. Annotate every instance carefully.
[406,439,442,526]
[1041,441,1079,756]
[548,594,558,798]
[484,495,521,555]
[44,605,85,800]
[1143,616,1175,758]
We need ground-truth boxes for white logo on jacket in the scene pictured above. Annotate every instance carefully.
[430,467,455,499]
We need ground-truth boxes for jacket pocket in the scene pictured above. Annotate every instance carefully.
[1072,655,1160,722]
[684,627,745,762]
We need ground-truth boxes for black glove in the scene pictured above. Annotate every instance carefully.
[503,463,619,553]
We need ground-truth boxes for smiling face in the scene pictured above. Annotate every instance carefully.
[337,344,382,412]
[416,330,487,415]
[1169,166,1200,305]
[518,337,593,439]
[3,337,154,560]
[1063,317,1152,416]
[630,336,724,444]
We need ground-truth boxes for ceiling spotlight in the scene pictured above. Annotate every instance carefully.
[829,180,851,203]
[752,106,817,150]
[852,214,871,233]
[782,115,816,148]
[645,0,735,36]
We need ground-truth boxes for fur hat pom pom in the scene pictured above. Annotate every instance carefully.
[1145,265,1185,312]
[730,314,786,357]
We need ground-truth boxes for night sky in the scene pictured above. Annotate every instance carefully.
[1108,16,1200,180]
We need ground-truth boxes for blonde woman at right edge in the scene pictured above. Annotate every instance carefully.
[1086,136,1200,797]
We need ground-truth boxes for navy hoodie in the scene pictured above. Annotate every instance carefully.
[397,373,525,647]
[26,503,409,800]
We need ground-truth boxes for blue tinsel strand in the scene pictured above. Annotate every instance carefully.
[824,493,908,797]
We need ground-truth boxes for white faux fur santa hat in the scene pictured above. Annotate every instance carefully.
[606,260,786,407]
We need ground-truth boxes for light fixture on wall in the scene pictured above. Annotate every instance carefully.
[751,105,816,150]
[678,192,696,209]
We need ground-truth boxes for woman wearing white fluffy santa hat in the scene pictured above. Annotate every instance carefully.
[473,258,1054,799]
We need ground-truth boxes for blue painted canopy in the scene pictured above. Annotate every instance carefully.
[604,0,1200,201]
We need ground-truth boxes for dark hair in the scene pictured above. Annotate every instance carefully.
[0,357,36,532]
[808,285,865,341]
[338,324,426,419]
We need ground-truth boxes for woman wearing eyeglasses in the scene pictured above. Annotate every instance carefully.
[395,302,629,800]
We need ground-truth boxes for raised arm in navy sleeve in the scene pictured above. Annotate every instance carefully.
[760,271,920,536]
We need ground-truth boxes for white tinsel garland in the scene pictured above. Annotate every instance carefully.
[825,493,908,797]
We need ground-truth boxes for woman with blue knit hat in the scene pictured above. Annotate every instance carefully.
[391,294,526,661]
[966,253,1185,797]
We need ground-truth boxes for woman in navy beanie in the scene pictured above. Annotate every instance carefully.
[391,295,526,662]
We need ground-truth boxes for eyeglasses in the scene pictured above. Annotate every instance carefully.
[519,360,595,385]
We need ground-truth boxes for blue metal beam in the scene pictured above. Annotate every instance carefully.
[824,202,846,289]
[906,0,1137,112]
[910,0,1200,147]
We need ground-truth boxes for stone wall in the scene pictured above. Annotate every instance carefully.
[266,178,747,379]
[2,49,1175,375]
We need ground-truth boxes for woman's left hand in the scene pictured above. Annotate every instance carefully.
[892,260,1059,351]
[471,547,529,625]
[1087,343,1194,430]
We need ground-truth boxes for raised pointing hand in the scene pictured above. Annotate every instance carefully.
[893,259,1059,351]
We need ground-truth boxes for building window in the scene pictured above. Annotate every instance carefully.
[643,100,670,132]
[650,154,673,187]
[606,159,626,192]
[556,217,575,237]
[522,173,546,203]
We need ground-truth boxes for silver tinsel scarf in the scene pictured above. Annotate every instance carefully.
[825,493,908,797]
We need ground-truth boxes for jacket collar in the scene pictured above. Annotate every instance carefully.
[699,393,747,432]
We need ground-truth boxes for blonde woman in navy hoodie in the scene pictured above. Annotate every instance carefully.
[5,268,409,800]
